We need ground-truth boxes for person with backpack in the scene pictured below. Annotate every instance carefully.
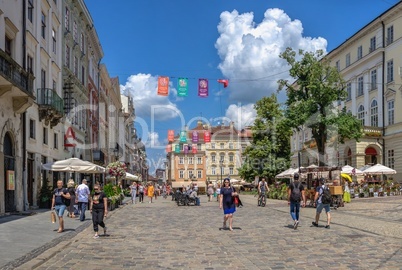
[51,180,71,233]
[312,178,332,229]
[287,173,306,229]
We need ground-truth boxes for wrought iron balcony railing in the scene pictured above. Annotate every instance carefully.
[36,88,64,115]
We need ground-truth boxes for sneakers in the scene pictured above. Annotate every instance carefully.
[93,234,99,239]
[293,220,299,230]
[325,225,330,229]
[103,226,107,235]
[312,221,318,227]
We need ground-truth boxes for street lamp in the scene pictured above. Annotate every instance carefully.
[113,144,120,185]
[219,159,224,187]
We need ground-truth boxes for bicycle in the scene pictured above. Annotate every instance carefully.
[258,192,266,207]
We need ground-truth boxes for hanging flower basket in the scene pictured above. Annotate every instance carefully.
[106,161,127,178]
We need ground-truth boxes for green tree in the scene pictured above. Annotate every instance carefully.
[278,48,362,166]
[238,94,291,182]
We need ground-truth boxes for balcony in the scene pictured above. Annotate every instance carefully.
[37,88,64,128]
[0,49,35,113]
[363,126,382,138]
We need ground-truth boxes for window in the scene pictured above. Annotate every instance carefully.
[211,155,216,162]
[357,76,364,97]
[74,56,78,76]
[211,167,216,175]
[54,133,58,149]
[179,157,184,164]
[73,21,78,41]
[220,143,224,149]
[65,7,69,30]
[229,167,234,175]
[197,144,201,150]
[81,65,85,85]
[388,100,394,125]
[41,13,46,39]
[28,0,34,23]
[370,36,376,52]
[5,36,11,56]
[387,60,393,83]
[197,170,202,179]
[219,155,224,162]
[370,100,378,127]
[335,60,340,72]
[29,119,35,139]
[188,157,193,164]
[229,154,234,162]
[346,83,351,101]
[80,33,85,52]
[387,25,394,45]
[179,170,184,178]
[371,70,377,90]
[52,29,56,53]
[346,53,350,67]
[357,46,362,60]
[188,170,193,179]
[43,127,48,144]
[357,105,365,126]
[27,55,33,74]
[197,157,202,164]
[52,80,56,91]
[41,69,46,88]
[211,143,215,149]
[388,150,395,169]
[65,45,70,68]
[229,143,233,149]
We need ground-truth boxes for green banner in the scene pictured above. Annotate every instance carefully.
[175,144,180,153]
[180,130,187,143]
[177,78,188,97]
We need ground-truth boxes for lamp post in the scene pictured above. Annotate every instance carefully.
[113,145,119,185]
[219,160,224,187]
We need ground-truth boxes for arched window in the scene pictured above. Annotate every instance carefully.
[358,105,365,126]
[370,99,378,127]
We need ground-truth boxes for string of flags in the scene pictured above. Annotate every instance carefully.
[157,77,229,97]
[166,129,211,153]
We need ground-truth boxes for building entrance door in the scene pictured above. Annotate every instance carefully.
[4,132,15,212]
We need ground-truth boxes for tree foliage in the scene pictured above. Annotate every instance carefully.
[238,94,291,182]
[278,48,362,165]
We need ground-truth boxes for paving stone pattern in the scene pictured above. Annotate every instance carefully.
[9,195,402,269]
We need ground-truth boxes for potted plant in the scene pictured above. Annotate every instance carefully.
[39,179,53,208]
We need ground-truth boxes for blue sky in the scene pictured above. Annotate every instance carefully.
[84,0,399,173]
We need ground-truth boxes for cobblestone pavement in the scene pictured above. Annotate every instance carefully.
[12,195,402,269]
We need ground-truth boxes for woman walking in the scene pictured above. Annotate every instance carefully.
[130,182,137,204]
[147,183,154,203]
[138,183,144,203]
[219,178,237,231]
[89,184,108,239]
[67,179,76,218]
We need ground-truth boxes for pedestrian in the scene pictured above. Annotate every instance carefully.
[312,178,331,229]
[67,179,76,218]
[147,183,154,203]
[207,184,214,202]
[89,184,108,239]
[287,173,306,229]
[216,183,221,202]
[76,179,90,221]
[51,180,70,233]
[154,183,158,200]
[219,178,237,231]
[343,181,351,203]
[130,181,137,204]
[138,183,144,203]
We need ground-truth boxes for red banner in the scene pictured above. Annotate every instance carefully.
[192,147,197,154]
[204,131,211,142]
[168,130,174,142]
[157,76,169,96]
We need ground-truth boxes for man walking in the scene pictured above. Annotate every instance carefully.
[287,173,306,229]
[76,179,90,221]
[312,178,331,229]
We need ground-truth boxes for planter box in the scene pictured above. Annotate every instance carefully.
[373,192,378,197]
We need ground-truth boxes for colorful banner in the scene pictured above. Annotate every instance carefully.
[175,144,180,153]
[192,146,197,154]
[204,131,211,142]
[157,76,169,96]
[177,78,188,97]
[198,78,208,97]
[192,131,198,143]
[218,79,229,88]
[184,145,189,154]
[6,170,15,190]
[168,130,175,142]
[166,144,172,153]
[179,130,187,143]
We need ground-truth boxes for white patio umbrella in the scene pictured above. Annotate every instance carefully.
[230,179,240,184]
[341,165,364,176]
[125,172,139,181]
[362,164,397,175]
[42,157,105,173]
[276,168,298,178]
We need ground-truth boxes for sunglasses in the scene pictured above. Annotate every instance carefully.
[224,182,230,184]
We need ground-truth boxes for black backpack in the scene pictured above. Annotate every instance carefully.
[290,182,301,202]
[321,186,332,204]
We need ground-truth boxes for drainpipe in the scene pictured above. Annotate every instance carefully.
[22,0,28,211]
[381,21,386,166]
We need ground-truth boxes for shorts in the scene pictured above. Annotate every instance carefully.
[316,203,331,214]
[223,207,236,215]
[54,204,67,217]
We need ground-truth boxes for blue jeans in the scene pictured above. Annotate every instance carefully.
[78,202,88,221]
[290,201,301,221]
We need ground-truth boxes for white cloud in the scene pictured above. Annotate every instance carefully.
[215,8,327,103]
[225,103,257,130]
[146,131,162,148]
[120,74,182,121]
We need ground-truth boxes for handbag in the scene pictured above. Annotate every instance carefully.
[51,211,56,223]
[234,196,239,206]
